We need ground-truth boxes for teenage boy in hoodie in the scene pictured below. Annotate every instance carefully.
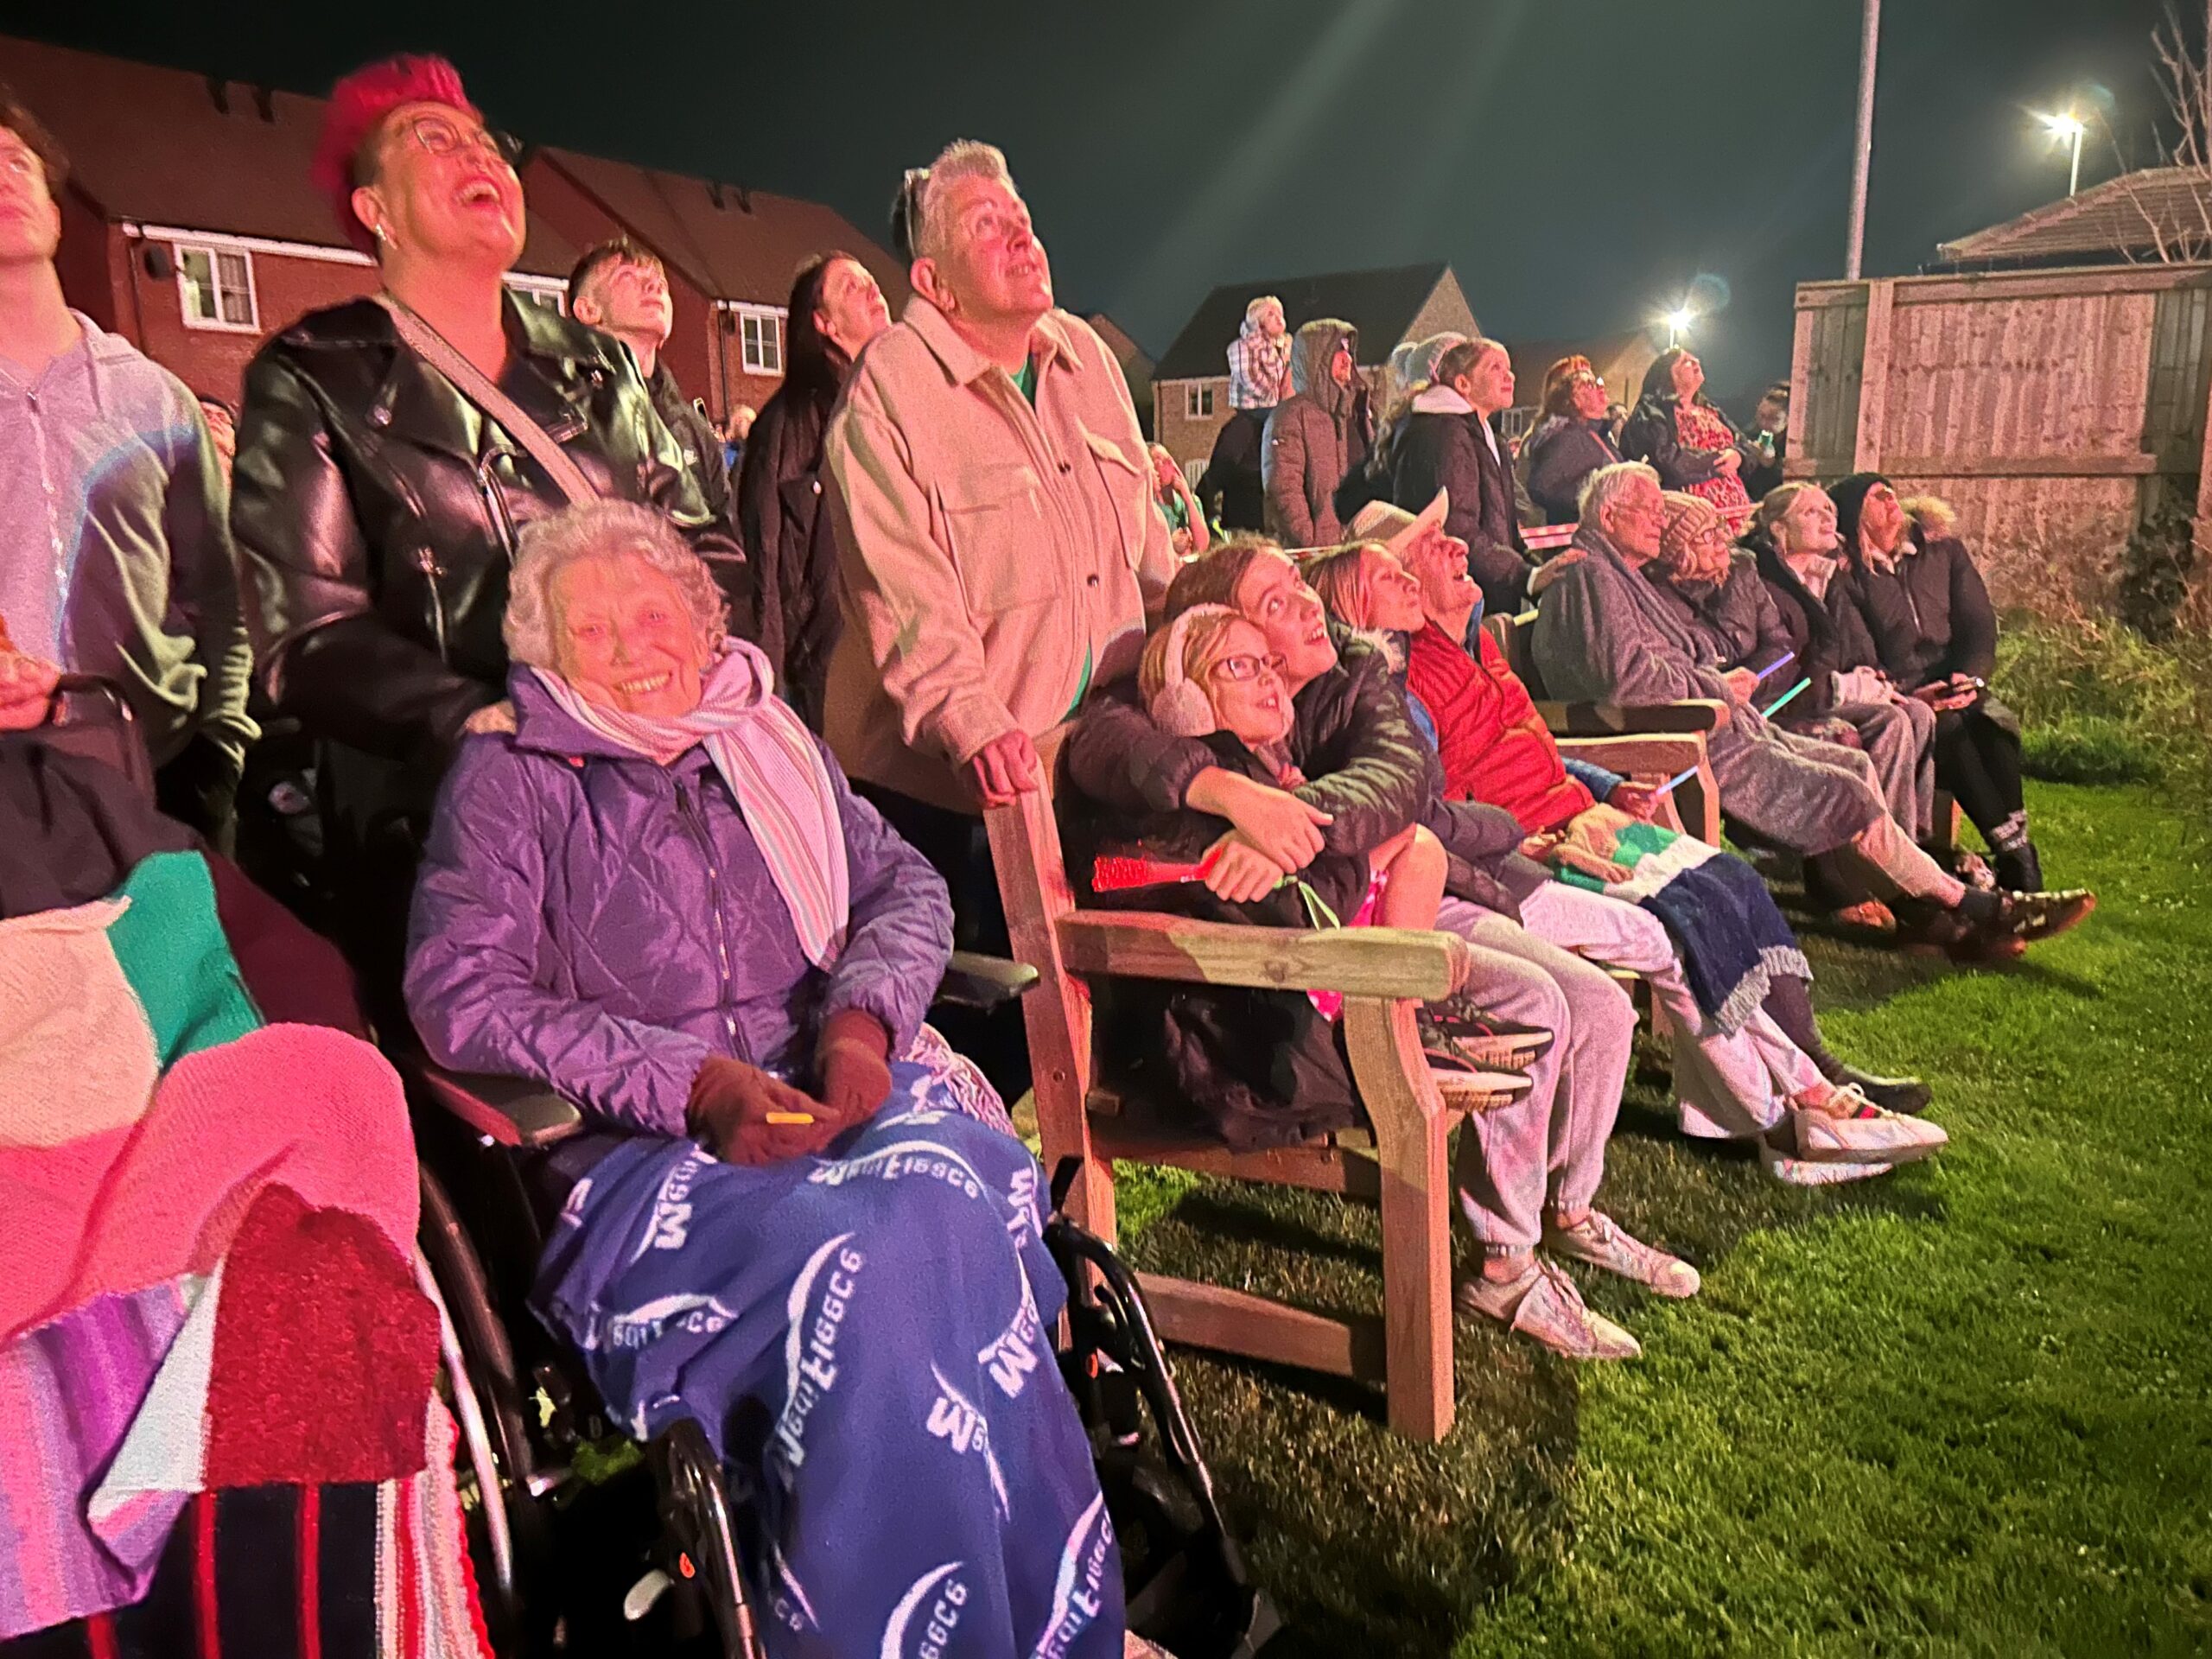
[0,90,252,839]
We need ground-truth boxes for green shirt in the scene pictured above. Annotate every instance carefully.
[1011,354,1038,404]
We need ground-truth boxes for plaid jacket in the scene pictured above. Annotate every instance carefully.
[1226,328,1292,410]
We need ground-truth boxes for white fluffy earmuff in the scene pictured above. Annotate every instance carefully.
[1147,604,1238,738]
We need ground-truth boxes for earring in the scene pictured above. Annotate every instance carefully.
[372,224,392,246]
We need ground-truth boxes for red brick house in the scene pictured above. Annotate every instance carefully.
[0,32,579,407]
[520,148,907,425]
[0,33,909,429]
[1152,263,1479,472]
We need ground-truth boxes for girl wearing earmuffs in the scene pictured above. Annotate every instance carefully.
[1057,603,1534,1150]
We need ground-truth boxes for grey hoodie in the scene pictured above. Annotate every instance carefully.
[0,315,252,766]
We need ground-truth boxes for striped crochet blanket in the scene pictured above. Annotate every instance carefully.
[1553,820,1809,1036]
[0,850,451,1648]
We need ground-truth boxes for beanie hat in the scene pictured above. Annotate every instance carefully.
[311,54,480,255]
[1826,472,1891,556]
[1657,491,1724,569]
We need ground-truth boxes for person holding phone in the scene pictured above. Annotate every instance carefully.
[1827,476,2047,893]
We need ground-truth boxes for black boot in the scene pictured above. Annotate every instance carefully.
[1831,1065,1933,1115]
[1992,842,2044,893]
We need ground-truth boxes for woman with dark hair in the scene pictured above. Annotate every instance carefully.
[736,251,893,729]
[1827,474,2050,891]
[1619,347,1757,513]
[1518,355,1621,524]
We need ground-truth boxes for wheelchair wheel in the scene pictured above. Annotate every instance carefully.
[652,1421,766,1659]
[418,1165,545,1654]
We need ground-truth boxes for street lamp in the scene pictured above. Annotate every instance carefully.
[2043,110,2087,196]
[1662,306,1696,350]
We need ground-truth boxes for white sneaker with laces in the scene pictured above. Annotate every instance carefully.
[1544,1211,1701,1299]
[1455,1256,1642,1360]
[1790,1085,1949,1166]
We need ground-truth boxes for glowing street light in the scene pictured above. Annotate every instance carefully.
[2043,110,2087,197]
[1662,306,1696,349]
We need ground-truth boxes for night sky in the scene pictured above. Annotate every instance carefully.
[0,0,2179,409]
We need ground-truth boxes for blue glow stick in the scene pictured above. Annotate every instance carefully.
[1657,763,1700,796]
[1762,677,1811,718]
[1754,651,1796,683]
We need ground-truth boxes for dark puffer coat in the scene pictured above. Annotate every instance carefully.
[1741,529,1882,716]
[735,383,841,729]
[1519,413,1621,525]
[1390,395,1533,615]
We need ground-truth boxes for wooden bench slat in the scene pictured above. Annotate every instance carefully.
[1135,1273,1386,1382]
[1056,911,1461,1000]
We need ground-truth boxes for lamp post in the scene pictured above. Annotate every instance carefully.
[1663,307,1695,350]
[1844,0,1881,280]
[2044,111,2087,196]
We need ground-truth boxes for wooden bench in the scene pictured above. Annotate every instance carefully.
[986,726,1475,1441]
[1483,611,1726,845]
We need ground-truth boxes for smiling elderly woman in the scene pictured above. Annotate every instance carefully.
[404,500,1124,1659]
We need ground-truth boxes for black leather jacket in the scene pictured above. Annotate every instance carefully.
[232,294,741,779]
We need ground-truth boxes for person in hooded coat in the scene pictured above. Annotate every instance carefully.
[1826,474,2046,892]
[1262,319,1363,546]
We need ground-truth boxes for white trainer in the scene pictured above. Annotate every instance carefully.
[1789,1085,1950,1166]
[1544,1211,1701,1299]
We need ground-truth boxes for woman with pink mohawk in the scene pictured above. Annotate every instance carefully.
[230,54,741,1007]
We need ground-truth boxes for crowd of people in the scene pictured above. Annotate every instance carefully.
[0,47,2096,1656]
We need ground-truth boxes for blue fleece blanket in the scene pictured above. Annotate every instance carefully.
[533,1061,1122,1659]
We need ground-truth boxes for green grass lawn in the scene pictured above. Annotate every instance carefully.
[1116,782,2212,1656]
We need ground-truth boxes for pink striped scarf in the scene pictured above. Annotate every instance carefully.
[534,643,849,966]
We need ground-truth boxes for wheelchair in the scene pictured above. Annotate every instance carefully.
[52,677,1276,1656]
[405,963,1281,1658]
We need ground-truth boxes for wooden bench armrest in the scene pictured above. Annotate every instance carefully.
[1536,699,1726,736]
[935,950,1040,1010]
[1056,911,1462,1001]
[417,1060,586,1148]
[1556,733,1707,777]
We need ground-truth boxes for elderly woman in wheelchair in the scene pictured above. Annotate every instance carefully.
[404,501,1125,1659]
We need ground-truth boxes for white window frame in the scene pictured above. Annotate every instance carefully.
[504,274,568,315]
[1185,382,1217,419]
[730,302,786,376]
[173,239,260,334]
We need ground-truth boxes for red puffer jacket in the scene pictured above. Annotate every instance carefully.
[1406,621,1592,834]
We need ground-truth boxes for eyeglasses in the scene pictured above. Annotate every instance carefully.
[401,113,520,168]
[1205,654,1280,684]
[1571,372,1606,391]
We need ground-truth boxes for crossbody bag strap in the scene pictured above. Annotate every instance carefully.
[374,294,599,506]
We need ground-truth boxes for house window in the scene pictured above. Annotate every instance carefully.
[1185,383,1216,419]
[505,276,567,315]
[734,305,785,375]
[175,244,257,333]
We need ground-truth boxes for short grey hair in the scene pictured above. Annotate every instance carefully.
[1578,460,1661,526]
[504,500,728,671]
[912,139,1018,263]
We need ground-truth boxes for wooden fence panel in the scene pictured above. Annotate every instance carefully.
[1793,263,2212,617]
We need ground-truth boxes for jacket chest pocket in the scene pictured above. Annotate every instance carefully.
[938,461,1057,612]
[1082,430,1147,574]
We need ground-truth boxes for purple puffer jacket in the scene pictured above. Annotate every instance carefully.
[404,671,953,1135]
